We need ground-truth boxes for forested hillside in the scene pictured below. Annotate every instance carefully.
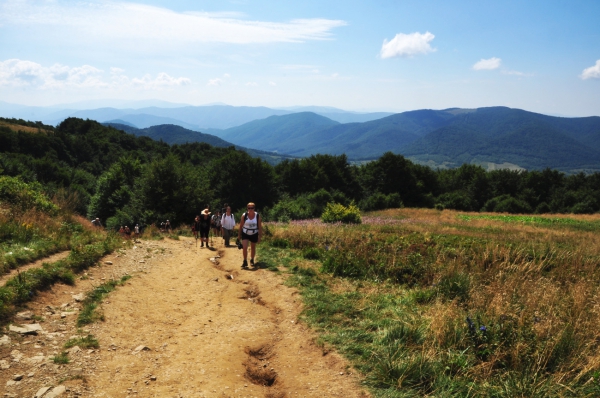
[1,117,599,231]
[204,107,600,172]
[103,122,298,165]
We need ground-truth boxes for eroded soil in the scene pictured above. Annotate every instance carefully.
[1,236,369,397]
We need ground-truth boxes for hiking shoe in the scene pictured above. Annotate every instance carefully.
[242,260,248,268]
[250,258,255,266]
[201,242,204,247]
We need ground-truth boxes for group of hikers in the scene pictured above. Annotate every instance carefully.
[192,202,262,269]
[92,201,263,270]
[118,224,140,238]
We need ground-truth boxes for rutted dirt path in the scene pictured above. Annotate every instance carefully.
[1,237,369,397]
[0,250,71,285]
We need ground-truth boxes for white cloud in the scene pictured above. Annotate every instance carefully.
[0,0,346,45]
[581,60,600,80]
[0,59,189,90]
[269,81,276,86]
[0,59,105,88]
[331,73,339,78]
[132,73,191,88]
[473,57,501,70]
[380,32,436,59]
[110,67,125,75]
[207,78,224,86]
[245,82,258,86]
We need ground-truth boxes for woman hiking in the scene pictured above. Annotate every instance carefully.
[199,207,212,248]
[238,202,262,269]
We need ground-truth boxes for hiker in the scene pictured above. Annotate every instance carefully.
[165,220,172,233]
[92,217,103,228]
[221,206,235,246]
[119,225,125,236]
[211,210,222,238]
[192,215,201,240]
[199,208,212,247]
[134,224,140,236]
[238,202,262,269]
[124,225,131,239]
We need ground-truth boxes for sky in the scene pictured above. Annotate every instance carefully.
[0,0,599,116]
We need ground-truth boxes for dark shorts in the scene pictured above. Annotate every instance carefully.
[200,227,210,239]
[242,231,258,243]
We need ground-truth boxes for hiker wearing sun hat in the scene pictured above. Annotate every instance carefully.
[199,207,212,247]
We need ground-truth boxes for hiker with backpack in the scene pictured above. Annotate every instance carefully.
[211,210,222,238]
[192,215,201,241]
[221,206,236,247]
[238,202,262,269]
[199,208,212,247]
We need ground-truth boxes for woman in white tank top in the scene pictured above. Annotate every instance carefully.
[238,202,262,268]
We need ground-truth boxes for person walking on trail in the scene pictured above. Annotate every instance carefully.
[192,215,201,241]
[165,220,172,233]
[199,208,212,248]
[211,210,222,238]
[221,206,235,247]
[238,202,262,269]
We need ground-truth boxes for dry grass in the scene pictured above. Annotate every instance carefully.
[0,121,51,134]
[264,208,600,395]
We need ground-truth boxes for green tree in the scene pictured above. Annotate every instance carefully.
[88,157,143,222]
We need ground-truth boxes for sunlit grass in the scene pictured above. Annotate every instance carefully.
[260,208,600,397]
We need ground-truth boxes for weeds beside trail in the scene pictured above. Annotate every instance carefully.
[0,175,122,324]
[260,209,600,397]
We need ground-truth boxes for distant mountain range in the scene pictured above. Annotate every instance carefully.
[0,101,394,130]
[3,100,600,172]
[103,123,298,165]
[205,107,600,172]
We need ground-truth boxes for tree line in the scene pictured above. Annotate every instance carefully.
[1,117,599,229]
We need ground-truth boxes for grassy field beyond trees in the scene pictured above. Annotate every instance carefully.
[259,209,600,396]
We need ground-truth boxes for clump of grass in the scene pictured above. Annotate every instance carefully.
[53,352,69,364]
[64,334,100,349]
[77,275,131,326]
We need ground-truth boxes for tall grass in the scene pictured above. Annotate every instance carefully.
[261,209,600,396]
[0,176,121,323]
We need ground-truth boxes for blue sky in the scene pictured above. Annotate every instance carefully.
[1,0,599,115]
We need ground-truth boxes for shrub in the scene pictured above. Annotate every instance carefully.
[494,197,533,214]
[437,191,477,212]
[483,195,533,214]
[360,192,404,211]
[0,175,58,214]
[535,202,551,214]
[321,202,362,224]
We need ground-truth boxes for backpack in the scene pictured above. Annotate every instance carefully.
[242,212,260,233]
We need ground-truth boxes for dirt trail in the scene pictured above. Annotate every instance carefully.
[0,250,71,285]
[1,236,368,397]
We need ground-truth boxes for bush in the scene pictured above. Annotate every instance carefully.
[535,202,551,214]
[360,192,404,211]
[0,175,58,214]
[436,191,477,212]
[321,202,362,224]
[483,195,533,214]
[494,197,533,214]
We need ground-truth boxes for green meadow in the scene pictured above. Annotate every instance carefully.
[259,209,600,397]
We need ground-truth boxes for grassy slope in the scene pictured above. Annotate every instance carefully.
[0,175,119,323]
[259,209,600,397]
